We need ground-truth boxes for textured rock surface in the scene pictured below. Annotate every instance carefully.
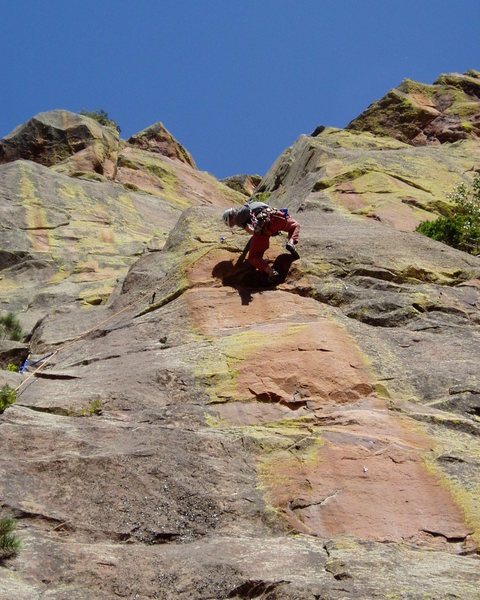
[114,144,239,207]
[128,122,197,168]
[256,127,480,230]
[347,70,480,145]
[0,159,179,316]
[0,113,243,322]
[1,79,480,598]
[0,204,478,598]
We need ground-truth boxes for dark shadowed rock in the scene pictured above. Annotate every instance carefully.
[0,342,29,370]
[221,174,262,196]
[128,122,197,168]
[310,124,326,136]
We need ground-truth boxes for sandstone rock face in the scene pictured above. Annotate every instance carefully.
[0,110,120,177]
[347,70,480,145]
[1,81,480,598]
[128,122,197,168]
[256,127,480,231]
[0,204,478,598]
[0,159,179,316]
[114,144,240,207]
[0,123,243,322]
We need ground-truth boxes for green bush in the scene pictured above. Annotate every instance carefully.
[416,214,465,247]
[416,174,480,254]
[0,312,22,341]
[0,384,17,413]
[88,398,103,415]
[250,191,272,203]
[0,516,21,560]
[80,109,121,133]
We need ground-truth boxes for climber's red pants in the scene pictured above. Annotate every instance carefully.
[248,213,300,272]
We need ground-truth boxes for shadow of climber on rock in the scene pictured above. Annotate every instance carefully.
[212,239,296,305]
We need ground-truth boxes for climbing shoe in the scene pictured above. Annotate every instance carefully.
[285,241,300,260]
[267,269,281,285]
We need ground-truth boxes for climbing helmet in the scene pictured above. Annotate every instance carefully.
[222,208,236,227]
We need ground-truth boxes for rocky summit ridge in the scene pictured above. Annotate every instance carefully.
[347,69,480,145]
[0,71,480,599]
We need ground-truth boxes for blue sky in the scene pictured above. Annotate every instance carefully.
[1,1,479,179]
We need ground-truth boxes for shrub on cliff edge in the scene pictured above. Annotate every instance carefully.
[417,174,480,255]
[80,109,121,133]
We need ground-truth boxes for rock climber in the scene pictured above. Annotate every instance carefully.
[222,198,300,283]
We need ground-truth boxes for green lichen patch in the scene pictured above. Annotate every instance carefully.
[195,327,289,404]
[0,160,184,312]
[116,147,191,209]
[425,445,480,546]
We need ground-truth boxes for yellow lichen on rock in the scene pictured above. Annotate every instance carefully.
[20,170,51,252]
